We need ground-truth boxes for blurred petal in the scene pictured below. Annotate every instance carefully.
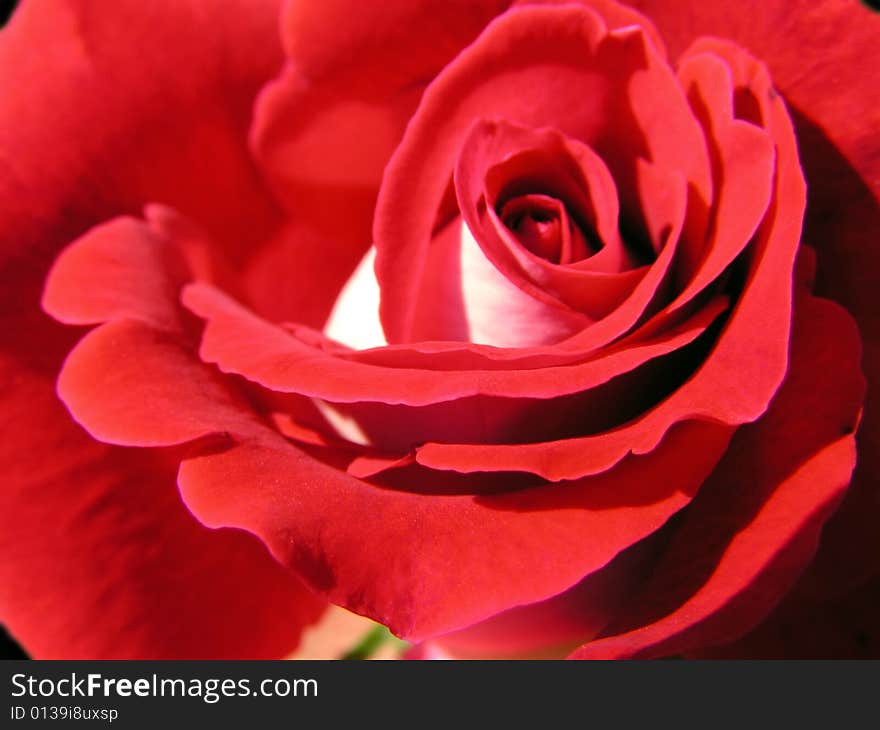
[0,0,326,658]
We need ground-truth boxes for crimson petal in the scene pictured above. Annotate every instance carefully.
[374,4,711,342]
[571,291,864,659]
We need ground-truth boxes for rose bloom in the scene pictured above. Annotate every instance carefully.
[0,0,878,660]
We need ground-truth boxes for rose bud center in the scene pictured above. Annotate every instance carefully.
[499,193,596,265]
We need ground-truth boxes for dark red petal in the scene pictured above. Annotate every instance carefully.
[4,273,323,658]
[254,1,669,301]
[403,158,687,351]
[178,417,732,640]
[691,575,880,659]
[314,148,689,363]
[432,534,662,658]
[249,67,415,321]
[588,38,808,442]
[571,435,856,659]
[241,216,375,330]
[253,0,673,324]
[278,0,513,93]
[514,0,667,59]
[471,121,628,269]
[498,195,573,263]
[42,207,261,448]
[281,0,666,87]
[626,8,880,599]
[673,51,776,294]
[374,5,710,342]
[571,291,864,659]
[413,411,732,484]
[311,310,726,465]
[797,169,880,597]
[627,1,880,205]
[3,329,323,660]
[752,13,880,600]
[43,211,715,469]
[0,389,324,658]
[270,412,417,480]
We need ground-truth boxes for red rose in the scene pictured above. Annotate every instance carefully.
[1,0,878,659]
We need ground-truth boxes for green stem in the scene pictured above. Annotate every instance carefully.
[340,625,408,660]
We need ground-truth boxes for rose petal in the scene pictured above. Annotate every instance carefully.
[4,254,323,659]
[453,120,649,329]
[58,319,259,448]
[242,214,376,330]
[796,143,880,597]
[184,281,724,406]
[672,51,776,295]
[317,301,724,460]
[0,380,323,658]
[412,217,592,347]
[278,0,513,93]
[625,7,880,599]
[374,5,711,342]
[0,0,308,657]
[316,150,689,363]
[571,435,857,659]
[42,207,201,331]
[0,0,284,266]
[252,0,671,327]
[431,532,662,658]
[256,0,666,208]
[178,417,732,640]
[691,575,880,659]
[514,0,667,59]
[627,1,880,202]
[571,291,864,659]
[43,209,725,480]
[250,2,516,324]
[282,0,665,86]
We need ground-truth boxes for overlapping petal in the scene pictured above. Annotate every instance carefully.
[630,0,880,609]
[8,0,874,660]
[571,290,864,658]
[0,0,325,658]
[177,417,732,640]
[373,5,711,343]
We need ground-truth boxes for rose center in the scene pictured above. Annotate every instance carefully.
[499,193,594,265]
